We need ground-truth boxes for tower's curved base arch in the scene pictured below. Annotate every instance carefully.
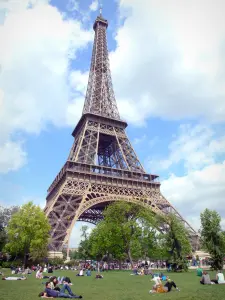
[44,176,197,252]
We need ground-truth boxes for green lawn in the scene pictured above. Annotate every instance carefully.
[0,269,224,300]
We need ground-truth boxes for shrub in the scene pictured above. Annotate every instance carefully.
[66,259,79,267]
[2,261,12,268]
[48,257,64,266]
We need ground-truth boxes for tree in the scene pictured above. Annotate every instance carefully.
[5,202,51,266]
[89,221,126,262]
[200,209,225,270]
[70,250,81,260]
[0,206,19,251]
[165,214,191,271]
[89,202,158,267]
[78,226,93,261]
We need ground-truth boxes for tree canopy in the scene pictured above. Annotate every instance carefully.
[0,205,19,251]
[165,214,191,270]
[5,202,51,266]
[83,201,191,268]
[200,208,225,270]
[77,225,93,261]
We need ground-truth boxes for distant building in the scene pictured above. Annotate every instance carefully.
[69,248,78,252]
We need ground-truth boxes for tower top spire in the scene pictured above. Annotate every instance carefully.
[93,4,107,30]
[82,2,119,119]
[99,3,102,17]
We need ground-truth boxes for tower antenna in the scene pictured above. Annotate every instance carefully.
[99,2,103,16]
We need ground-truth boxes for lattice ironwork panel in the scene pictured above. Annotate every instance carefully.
[47,193,82,251]
[82,17,120,120]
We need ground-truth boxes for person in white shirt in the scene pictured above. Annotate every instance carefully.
[152,276,161,288]
[149,276,162,293]
[217,271,225,284]
[36,269,43,279]
[76,269,84,276]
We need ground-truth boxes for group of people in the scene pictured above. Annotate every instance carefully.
[39,276,82,299]
[200,270,225,285]
[150,275,180,294]
[2,261,225,297]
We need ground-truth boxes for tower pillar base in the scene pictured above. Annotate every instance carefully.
[48,251,63,259]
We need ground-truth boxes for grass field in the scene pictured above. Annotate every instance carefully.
[0,269,225,300]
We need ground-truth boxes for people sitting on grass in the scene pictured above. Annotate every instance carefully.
[139,267,144,276]
[43,265,48,273]
[50,276,61,291]
[149,276,180,293]
[57,277,73,285]
[39,281,82,298]
[86,269,91,276]
[2,276,27,280]
[164,276,180,292]
[217,271,225,284]
[144,268,153,276]
[76,269,84,277]
[151,275,161,290]
[200,271,212,285]
[36,268,43,279]
[211,271,225,284]
[130,267,138,275]
[23,267,32,275]
[196,266,203,277]
[48,266,53,273]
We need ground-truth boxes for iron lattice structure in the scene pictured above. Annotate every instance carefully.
[44,13,198,252]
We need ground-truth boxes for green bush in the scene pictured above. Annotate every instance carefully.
[48,257,64,266]
[1,259,23,268]
[66,259,79,267]
[2,261,12,268]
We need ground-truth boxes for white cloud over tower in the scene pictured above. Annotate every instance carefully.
[111,0,225,125]
[0,1,92,172]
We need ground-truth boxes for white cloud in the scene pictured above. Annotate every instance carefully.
[89,0,98,12]
[69,70,89,96]
[110,0,225,125]
[0,141,27,173]
[133,134,147,145]
[147,123,225,231]
[66,97,86,126]
[161,161,225,231]
[148,124,225,172]
[0,1,92,173]
[66,0,79,12]
[69,222,94,247]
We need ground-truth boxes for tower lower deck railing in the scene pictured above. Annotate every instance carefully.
[47,161,160,194]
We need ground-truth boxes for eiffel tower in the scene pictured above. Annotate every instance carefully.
[44,11,198,255]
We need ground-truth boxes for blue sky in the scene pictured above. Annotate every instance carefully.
[0,0,225,246]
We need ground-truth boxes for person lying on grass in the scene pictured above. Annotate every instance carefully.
[39,281,82,298]
[149,276,180,293]
[2,276,27,280]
